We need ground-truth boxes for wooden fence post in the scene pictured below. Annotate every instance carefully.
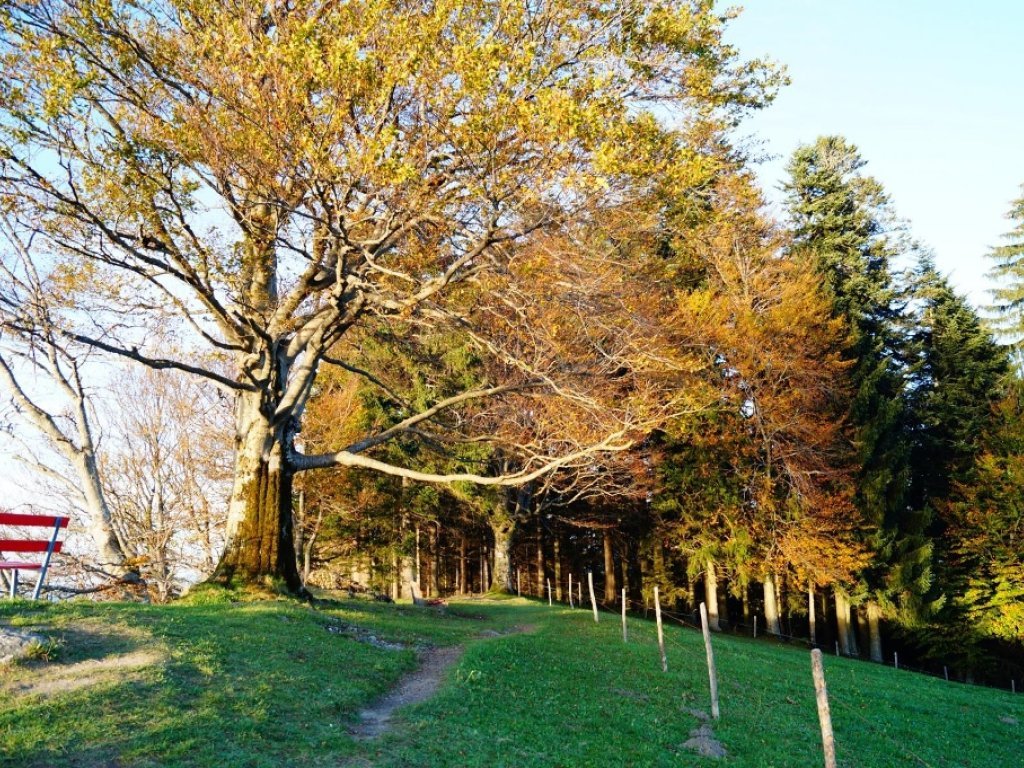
[699,602,720,719]
[810,649,837,768]
[621,588,627,643]
[894,652,898,670]
[516,569,521,597]
[568,574,574,608]
[577,582,582,607]
[654,585,667,672]
[944,666,949,681]
[753,615,757,639]
[587,571,599,623]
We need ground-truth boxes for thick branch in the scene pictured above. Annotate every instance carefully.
[294,431,634,484]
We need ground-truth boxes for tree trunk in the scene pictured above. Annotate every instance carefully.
[835,588,853,656]
[808,583,817,645]
[0,354,135,581]
[212,391,302,592]
[866,601,883,662]
[75,451,136,579]
[626,536,642,603]
[603,531,616,604]
[651,533,665,589]
[553,533,563,601]
[763,574,782,635]
[482,545,490,591]
[717,572,729,628]
[490,517,516,593]
[430,523,441,597]
[777,571,786,635]
[458,535,467,595]
[391,550,401,600]
[415,524,422,595]
[535,518,546,597]
[704,562,721,631]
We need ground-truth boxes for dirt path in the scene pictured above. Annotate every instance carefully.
[349,646,464,740]
[349,623,536,741]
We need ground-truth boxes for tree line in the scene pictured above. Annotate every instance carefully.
[0,1,1019,682]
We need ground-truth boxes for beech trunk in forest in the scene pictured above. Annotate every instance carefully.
[705,563,722,631]
[553,535,563,601]
[535,516,546,597]
[604,531,617,604]
[763,574,782,635]
[866,601,883,662]
[430,523,441,596]
[809,583,817,644]
[835,589,854,656]
[490,517,515,593]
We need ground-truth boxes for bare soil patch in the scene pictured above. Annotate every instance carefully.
[349,645,464,740]
[681,720,727,759]
[3,649,165,699]
[1,621,164,700]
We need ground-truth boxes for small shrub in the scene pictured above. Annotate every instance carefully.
[21,636,64,663]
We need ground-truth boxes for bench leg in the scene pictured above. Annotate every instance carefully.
[31,520,63,601]
[9,569,17,599]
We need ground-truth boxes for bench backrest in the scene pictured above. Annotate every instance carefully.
[0,512,70,553]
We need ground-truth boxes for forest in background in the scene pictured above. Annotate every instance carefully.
[0,0,1020,686]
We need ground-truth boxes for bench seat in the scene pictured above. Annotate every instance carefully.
[0,512,69,599]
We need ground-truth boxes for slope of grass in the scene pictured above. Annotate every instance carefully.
[1,595,1020,768]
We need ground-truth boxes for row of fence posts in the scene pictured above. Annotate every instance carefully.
[539,572,843,767]
[519,566,1016,698]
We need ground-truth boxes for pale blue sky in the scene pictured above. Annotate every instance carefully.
[726,0,1024,307]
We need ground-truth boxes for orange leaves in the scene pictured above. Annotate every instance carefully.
[659,167,864,584]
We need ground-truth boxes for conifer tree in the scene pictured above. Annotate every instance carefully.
[985,186,1024,371]
[943,382,1024,657]
[905,260,1013,670]
[906,259,1009,508]
[783,136,919,659]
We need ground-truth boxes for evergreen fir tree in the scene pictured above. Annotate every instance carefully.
[944,381,1024,656]
[905,260,1014,671]
[906,258,1009,512]
[984,186,1024,371]
[783,136,924,657]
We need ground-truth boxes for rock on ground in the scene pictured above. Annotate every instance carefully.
[0,626,43,666]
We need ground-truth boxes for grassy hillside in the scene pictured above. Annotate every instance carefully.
[0,595,1020,768]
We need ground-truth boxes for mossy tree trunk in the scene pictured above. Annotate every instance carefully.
[490,517,515,593]
[212,389,303,593]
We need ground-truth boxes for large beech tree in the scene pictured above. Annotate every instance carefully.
[0,0,778,589]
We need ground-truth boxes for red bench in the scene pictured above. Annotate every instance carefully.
[0,512,69,600]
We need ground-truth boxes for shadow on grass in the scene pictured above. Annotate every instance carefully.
[0,601,420,768]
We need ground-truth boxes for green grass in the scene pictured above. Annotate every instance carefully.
[1,596,1021,767]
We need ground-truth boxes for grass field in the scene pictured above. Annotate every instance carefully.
[1,594,1020,767]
